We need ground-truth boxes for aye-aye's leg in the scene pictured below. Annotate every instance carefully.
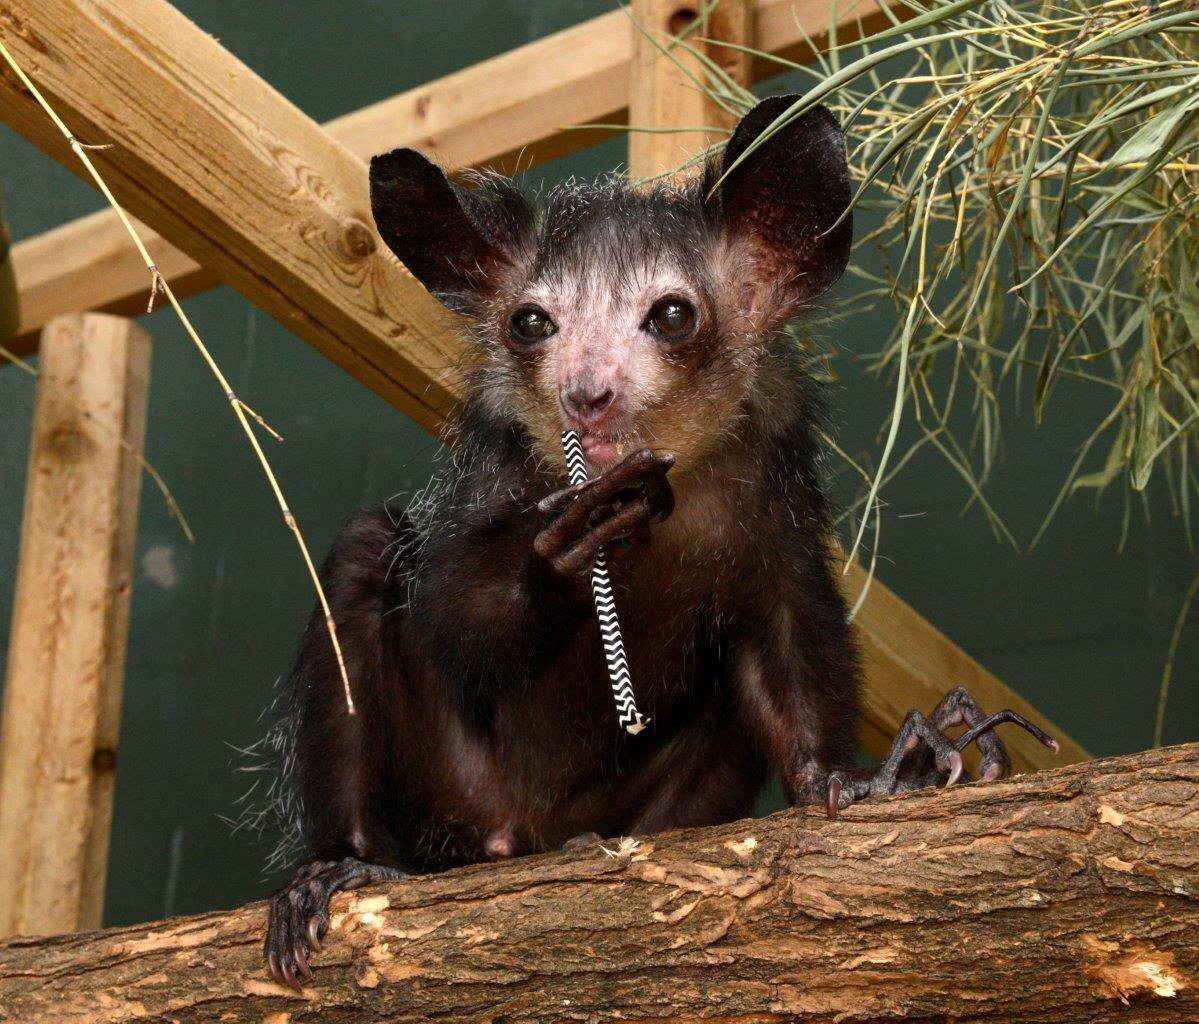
[265,506,411,990]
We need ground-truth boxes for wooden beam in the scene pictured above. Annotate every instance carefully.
[0,0,461,430]
[3,208,207,357]
[1,743,1193,1021]
[2,0,907,359]
[629,0,754,178]
[0,313,151,937]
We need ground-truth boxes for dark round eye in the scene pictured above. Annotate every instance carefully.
[508,306,557,344]
[645,298,696,339]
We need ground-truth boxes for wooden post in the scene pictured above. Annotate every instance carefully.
[0,313,151,936]
[629,0,753,179]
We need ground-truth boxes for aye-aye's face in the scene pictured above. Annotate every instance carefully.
[475,183,757,470]
[370,95,853,474]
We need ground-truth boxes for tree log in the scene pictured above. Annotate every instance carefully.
[0,743,1194,1023]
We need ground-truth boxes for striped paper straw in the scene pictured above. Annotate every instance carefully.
[561,430,650,736]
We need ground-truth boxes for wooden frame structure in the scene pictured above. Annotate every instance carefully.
[0,314,151,937]
[0,0,1086,942]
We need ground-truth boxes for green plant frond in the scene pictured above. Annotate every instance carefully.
[707,0,1199,554]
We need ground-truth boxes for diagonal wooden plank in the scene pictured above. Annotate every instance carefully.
[0,0,461,430]
[1,0,906,359]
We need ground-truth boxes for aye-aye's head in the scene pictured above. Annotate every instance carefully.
[369,95,852,473]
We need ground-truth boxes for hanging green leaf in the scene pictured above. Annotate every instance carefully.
[715,0,1199,545]
[1132,384,1163,492]
[1108,99,1199,167]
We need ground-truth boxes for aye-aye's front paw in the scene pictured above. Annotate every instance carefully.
[534,448,675,578]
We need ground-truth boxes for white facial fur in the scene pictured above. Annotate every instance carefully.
[523,260,696,431]
[475,231,763,476]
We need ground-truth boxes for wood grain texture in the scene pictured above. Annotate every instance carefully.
[2,0,906,358]
[629,0,754,179]
[1,742,1194,1022]
[4,208,210,357]
[0,313,150,938]
[0,0,460,429]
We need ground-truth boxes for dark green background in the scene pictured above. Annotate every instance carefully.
[0,1,1194,929]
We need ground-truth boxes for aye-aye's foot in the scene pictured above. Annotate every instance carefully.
[535,448,675,577]
[825,685,1059,819]
[265,857,406,990]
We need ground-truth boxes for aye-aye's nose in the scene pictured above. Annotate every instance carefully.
[561,381,616,428]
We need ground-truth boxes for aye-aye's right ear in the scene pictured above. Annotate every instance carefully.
[713,96,853,305]
[369,148,527,312]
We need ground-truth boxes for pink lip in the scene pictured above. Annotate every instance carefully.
[580,433,622,468]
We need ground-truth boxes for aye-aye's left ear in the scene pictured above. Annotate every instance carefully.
[369,148,527,312]
[712,95,852,305]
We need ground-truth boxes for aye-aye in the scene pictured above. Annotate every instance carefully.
[264,95,1057,989]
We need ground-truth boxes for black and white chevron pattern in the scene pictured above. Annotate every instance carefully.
[562,430,650,736]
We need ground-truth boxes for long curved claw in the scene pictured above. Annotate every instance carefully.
[307,915,323,953]
[826,775,843,820]
[277,947,300,992]
[266,899,306,991]
[955,710,1059,758]
[944,749,964,787]
[293,934,312,980]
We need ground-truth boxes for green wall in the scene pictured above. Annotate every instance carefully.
[0,1,1194,929]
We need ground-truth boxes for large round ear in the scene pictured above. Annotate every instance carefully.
[713,95,852,306]
[369,148,528,312]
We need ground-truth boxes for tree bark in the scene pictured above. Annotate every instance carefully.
[1,743,1195,1024]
